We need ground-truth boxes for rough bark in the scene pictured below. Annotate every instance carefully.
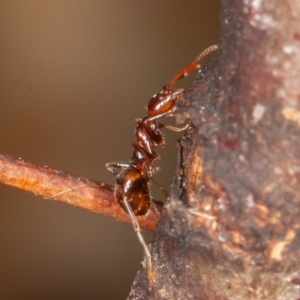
[128,1,300,299]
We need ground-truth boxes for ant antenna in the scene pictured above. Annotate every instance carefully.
[166,44,218,88]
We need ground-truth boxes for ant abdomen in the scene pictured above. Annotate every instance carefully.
[115,167,151,216]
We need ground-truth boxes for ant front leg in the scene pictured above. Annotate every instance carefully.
[159,121,191,132]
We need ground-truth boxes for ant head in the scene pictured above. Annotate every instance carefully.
[147,87,184,117]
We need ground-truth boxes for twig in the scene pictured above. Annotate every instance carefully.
[0,153,161,231]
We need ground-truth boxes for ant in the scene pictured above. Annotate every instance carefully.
[106,44,218,281]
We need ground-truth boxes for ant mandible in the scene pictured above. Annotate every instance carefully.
[106,44,218,281]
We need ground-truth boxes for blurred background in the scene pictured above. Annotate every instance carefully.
[0,1,219,299]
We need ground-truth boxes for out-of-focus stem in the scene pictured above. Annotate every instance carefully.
[0,153,161,231]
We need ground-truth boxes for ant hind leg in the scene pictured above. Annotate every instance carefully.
[151,177,168,198]
[122,197,154,282]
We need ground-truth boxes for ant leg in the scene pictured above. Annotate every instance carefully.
[150,200,163,218]
[159,122,191,132]
[151,177,168,198]
[106,162,130,176]
[189,208,217,220]
[122,197,154,282]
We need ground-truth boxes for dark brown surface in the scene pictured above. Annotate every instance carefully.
[129,0,300,299]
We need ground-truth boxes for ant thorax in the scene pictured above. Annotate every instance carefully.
[135,118,164,153]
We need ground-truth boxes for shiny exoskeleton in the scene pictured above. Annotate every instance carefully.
[106,45,218,281]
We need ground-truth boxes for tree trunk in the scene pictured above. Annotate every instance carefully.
[128,0,300,299]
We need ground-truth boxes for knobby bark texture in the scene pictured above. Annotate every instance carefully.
[129,1,300,299]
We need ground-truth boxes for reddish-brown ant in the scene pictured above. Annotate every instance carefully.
[106,45,218,281]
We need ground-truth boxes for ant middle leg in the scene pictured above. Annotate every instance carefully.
[106,162,130,176]
[151,177,168,198]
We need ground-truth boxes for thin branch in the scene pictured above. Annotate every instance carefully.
[0,153,161,231]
